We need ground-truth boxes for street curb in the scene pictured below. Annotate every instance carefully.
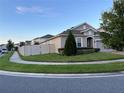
[0,70,124,78]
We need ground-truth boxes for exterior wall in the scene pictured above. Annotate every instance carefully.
[70,35,102,49]
[61,36,84,48]
[61,37,67,48]
[83,30,94,36]
[60,35,103,49]
[41,44,55,54]
[41,37,61,53]
[82,37,87,47]
[83,29,95,48]
[81,29,105,49]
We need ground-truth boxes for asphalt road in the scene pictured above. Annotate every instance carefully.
[0,75,124,93]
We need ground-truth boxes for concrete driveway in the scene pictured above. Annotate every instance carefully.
[0,72,124,93]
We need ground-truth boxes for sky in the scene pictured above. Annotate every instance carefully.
[0,0,113,44]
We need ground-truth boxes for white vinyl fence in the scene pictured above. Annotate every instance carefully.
[18,44,55,56]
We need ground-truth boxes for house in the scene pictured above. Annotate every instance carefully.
[18,22,112,56]
[40,23,106,53]
[32,34,54,45]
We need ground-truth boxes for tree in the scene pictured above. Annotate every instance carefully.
[7,40,14,51]
[64,30,77,56]
[100,0,124,51]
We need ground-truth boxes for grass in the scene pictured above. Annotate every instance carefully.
[1,52,124,73]
[21,52,124,62]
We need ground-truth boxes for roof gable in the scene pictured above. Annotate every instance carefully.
[81,28,98,33]
[60,22,97,35]
[71,22,96,30]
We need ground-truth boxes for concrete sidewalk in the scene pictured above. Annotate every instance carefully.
[0,54,4,57]
[9,52,124,65]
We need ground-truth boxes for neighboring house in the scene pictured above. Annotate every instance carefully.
[41,23,106,53]
[25,41,32,45]
[32,34,54,45]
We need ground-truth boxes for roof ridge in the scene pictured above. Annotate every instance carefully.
[70,22,96,30]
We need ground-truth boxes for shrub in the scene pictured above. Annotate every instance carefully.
[94,48,100,52]
[64,30,77,56]
[59,47,100,55]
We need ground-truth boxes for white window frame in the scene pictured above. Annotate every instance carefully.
[76,37,83,48]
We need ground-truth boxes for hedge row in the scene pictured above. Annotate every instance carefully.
[58,47,100,55]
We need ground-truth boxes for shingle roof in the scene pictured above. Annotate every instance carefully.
[33,34,54,40]
[40,23,99,44]
[41,34,54,38]
[71,22,96,30]
[59,22,97,35]
[59,29,82,35]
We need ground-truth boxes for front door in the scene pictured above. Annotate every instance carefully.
[87,37,93,48]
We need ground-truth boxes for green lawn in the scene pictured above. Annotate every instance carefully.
[21,52,124,62]
[1,52,124,73]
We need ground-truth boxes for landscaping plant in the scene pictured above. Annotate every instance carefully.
[100,0,124,51]
[64,30,77,56]
[7,40,14,51]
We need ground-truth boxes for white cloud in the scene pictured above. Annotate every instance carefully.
[16,6,59,17]
[16,6,43,14]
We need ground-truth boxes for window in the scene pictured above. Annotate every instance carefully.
[76,38,82,48]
